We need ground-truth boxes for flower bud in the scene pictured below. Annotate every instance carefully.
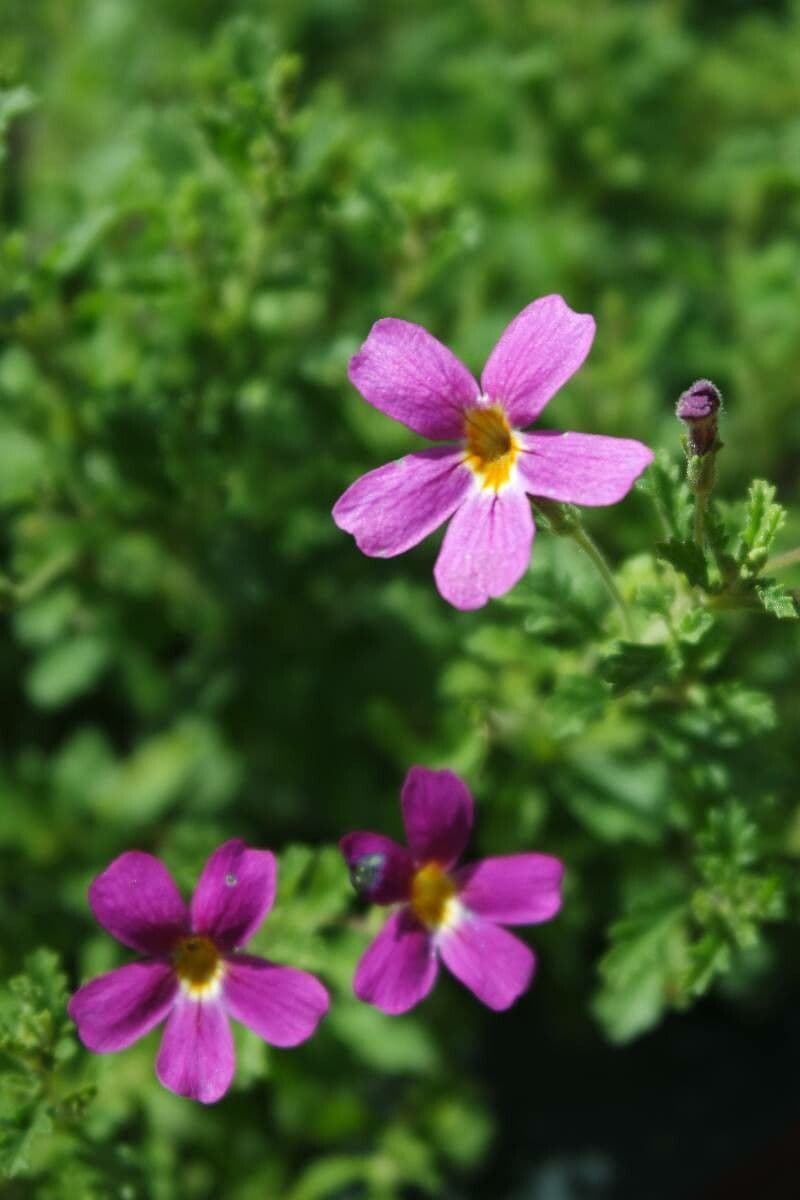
[676,379,722,457]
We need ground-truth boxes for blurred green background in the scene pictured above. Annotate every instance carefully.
[2,1,800,1196]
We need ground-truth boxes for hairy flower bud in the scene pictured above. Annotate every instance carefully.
[676,379,722,457]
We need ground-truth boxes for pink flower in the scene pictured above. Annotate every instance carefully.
[333,295,654,609]
[340,767,564,1014]
[68,840,329,1104]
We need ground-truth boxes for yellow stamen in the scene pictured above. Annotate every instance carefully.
[172,935,225,999]
[463,403,519,492]
[410,862,457,931]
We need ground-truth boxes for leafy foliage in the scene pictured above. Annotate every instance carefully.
[656,537,709,590]
[2,0,800,1196]
[0,952,92,1179]
[738,481,786,574]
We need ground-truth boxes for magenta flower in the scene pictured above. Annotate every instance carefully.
[68,840,329,1104]
[333,294,654,609]
[340,767,564,1014]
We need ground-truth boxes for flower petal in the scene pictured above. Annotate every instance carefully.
[332,447,472,559]
[223,954,329,1047]
[353,908,438,1015]
[480,295,595,428]
[339,832,414,903]
[439,916,535,1011]
[348,318,479,439]
[453,854,564,925]
[68,960,177,1052]
[433,486,534,611]
[400,765,474,868]
[190,840,276,951]
[88,851,188,955]
[517,431,654,505]
[156,997,235,1104]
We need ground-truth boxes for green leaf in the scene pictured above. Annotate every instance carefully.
[738,480,787,572]
[566,754,669,844]
[0,419,49,507]
[754,578,798,619]
[0,951,81,1181]
[677,934,731,999]
[548,675,609,738]
[329,1001,440,1074]
[656,538,708,589]
[673,684,775,749]
[0,1101,53,1179]
[638,452,692,540]
[0,949,69,1060]
[427,1097,493,1170]
[594,896,688,1043]
[0,87,36,164]
[717,685,776,739]
[26,635,111,708]
[288,1155,367,1200]
[692,803,785,948]
[695,802,758,877]
[676,609,715,645]
[600,642,672,695]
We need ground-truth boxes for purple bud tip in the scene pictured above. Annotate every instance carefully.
[676,379,722,423]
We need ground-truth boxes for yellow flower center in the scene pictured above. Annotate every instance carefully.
[463,403,519,492]
[172,935,224,998]
[410,862,457,931]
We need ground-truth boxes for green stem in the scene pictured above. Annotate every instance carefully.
[568,522,635,639]
[693,490,708,550]
[765,546,800,573]
[686,448,717,553]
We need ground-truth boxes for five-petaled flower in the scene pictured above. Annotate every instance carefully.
[68,840,329,1103]
[333,294,654,609]
[340,767,564,1014]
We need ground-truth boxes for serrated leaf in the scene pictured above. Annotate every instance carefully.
[676,609,714,645]
[0,1102,53,1178]
[594,898,688,1043]
[638,452,692,540]
[718,685,776,738]
[600,642,672,695]
[656,538,708,589]
[673,683,775,749]
[696,802,758,878]
[677,935,731,999]
[548,675,608,738]
[692,803,785,948]
[738,480,786,571]
[0,951,78,1182]
[566,754,669,844]
[755,578,798,619]
[692,875,784,948]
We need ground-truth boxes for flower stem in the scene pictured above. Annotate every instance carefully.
[532,499,634,638]
[765,546,800,573]
[693,490,708,550]
[568,522,635,639]
[686,447,718,553]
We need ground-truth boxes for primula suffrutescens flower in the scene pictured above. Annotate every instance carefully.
[340,767,564,1014]
[333,294,654,609]
[68,840,329,1103]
